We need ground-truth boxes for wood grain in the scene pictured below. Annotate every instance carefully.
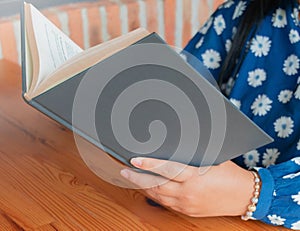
[0,60,290,230]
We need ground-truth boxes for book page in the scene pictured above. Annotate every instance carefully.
[28,28,150,99]
[25,25,33,92]
[29,4,83,89]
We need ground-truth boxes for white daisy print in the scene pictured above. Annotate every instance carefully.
[201,49,221,70]
[262,148,280,167]
[267,215,286,226]
[250,35,272,57]
[274,116,294,138]
[272,8,287,28]
[297,76,300,84]
[251,94,273,116]
[292,221,300,230]
[223,0,234,8]
[289,29,300,44]
[230,98,241,110]
[225,39,232,53]
[292,157,300,165]
[297,139,300,150]
[292,192,300,205]
[283,54,300,76]
[247,69,267,87]
[195,37,204,49]
[232,1,247,20]
[199,17,213,34]
[295,85,300,100]
[291,7,300,26]
[278,90,293,104]
[243,150,259,169]
[214,15,226,35]
[283,172,300,179]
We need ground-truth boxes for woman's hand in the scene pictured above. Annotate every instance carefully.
[121,158,255,217]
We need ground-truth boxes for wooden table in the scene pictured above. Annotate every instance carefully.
[0,60,289,230]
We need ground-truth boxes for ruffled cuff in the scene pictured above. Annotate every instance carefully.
[252,167,275,219]
[251,158,300,229]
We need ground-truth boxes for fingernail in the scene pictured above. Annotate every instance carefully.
[120,169,130,179]
[131,158,143,168]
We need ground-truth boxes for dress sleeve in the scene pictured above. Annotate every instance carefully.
[182,2,300,228]
[253,157,300,230]
[183,0,244,81]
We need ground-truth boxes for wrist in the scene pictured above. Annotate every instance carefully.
[219,161,257,216]
[241,170,261,220]
[235,169,257,216]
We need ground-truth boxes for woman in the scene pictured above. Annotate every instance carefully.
[121,0,300,229]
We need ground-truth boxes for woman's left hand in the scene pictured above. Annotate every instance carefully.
[121,158,255,217]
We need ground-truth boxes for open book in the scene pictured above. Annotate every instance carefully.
[21,2,273,167]
[23,2,150,100]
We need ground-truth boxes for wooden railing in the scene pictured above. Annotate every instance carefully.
[0,0,225,65]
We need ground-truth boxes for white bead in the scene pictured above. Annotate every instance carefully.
[246,211,253,217]
[241,215,248,221]
[248,204,256,212]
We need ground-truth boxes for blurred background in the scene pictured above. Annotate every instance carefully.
[0,0,224,66]
[0,0,92,17]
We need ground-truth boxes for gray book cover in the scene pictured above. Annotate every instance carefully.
[21,4,273,167]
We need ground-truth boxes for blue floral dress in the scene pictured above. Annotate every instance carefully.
[183,0,300,229]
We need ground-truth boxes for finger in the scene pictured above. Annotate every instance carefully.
[146,178,182,197]
[130,157,194,182]
[120,168,172,189]
[144,190,178,208]
[121,168,182,197]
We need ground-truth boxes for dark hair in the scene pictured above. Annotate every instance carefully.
[218,0,296,87]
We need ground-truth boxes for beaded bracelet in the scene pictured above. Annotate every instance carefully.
[241,170,261,221]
